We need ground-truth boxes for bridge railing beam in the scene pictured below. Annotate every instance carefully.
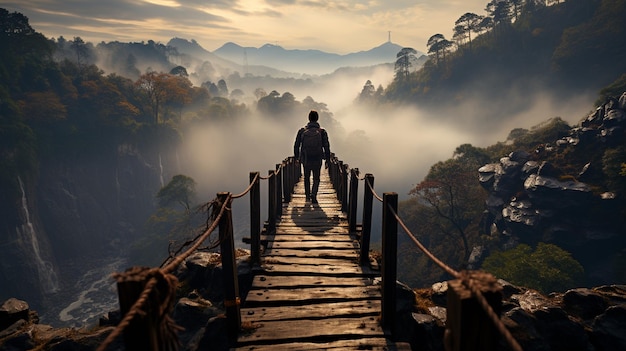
[267,169,276,233]
[216,192,241,344]
[381,192,398,338]
[275,164,283,219]
[249,172,261,265]
[348,168,359,233]
[360,173,374,266]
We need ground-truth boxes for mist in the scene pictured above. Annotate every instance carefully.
[179,85,595,205]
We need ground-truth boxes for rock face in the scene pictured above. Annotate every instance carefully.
[478,93,626,286]
[403,281,626,351]
[0,142,176,311]
[1,255,625,351]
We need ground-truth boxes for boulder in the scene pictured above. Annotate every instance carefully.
[563,288,609,320]
[0,298,30,331]
[591,305,626,350]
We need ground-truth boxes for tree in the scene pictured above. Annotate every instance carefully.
[427,34,454,65]
[169,65,188,77]
[70,36,89,68]
[408,144,490,266]
[394,47,418,81]
[136,71,168,124]
[136,71,193,124]
[217,79,228,97]
[254,87,267,100]
[486,0,513,35]
[427,34,445,64]
[357,80,376,102]
[482,243,584,293]
[157,174,196,211]
[454,12,484,52]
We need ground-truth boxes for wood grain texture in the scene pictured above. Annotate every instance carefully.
[234,171,409,350]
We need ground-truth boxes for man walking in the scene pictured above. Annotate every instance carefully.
[294,110,330,204]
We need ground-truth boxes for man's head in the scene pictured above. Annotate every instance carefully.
[308,110,319,122]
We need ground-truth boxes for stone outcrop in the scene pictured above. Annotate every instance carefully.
[478,92,626,285]
[0,143,174,311]
[2,252,625,351]
[403,281,626,351]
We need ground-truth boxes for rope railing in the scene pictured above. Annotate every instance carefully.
[388,202,521,350]
[232,173,259,199]
[365,175,384,202]
[351,165,522,351]
[98,153,521,351]
[97,156,301,351]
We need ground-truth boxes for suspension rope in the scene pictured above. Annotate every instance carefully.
[163,194,230,274]
[388,203,460,278]
[387,202,523,351]
[98,197,230,351]
[232,173,259,199]
[365,177,384,202]
[463,274,524,351]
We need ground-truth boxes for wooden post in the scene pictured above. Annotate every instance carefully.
[116,267,159,351]
[360,174,374,266]
[267,170,276,234]
[249,172,261,265]
[216,192,241,344]
[339,162,347,211]
[381,192,398,338]
[446,271,502,351]
[282,159,290,202]
[348,168,359,233]
[343,164,349,209]
[275,164,282,221]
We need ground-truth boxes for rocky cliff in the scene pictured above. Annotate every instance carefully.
[478,92,626,286]
[1,251,625,350]
[0,142,177,312]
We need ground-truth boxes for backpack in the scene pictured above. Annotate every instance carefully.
[301,127,323,162]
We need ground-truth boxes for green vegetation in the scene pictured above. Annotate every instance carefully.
[482,243,584,294]
[397,102,625,289]
[129,174,202,267]
[398,144,491,286]
[0,9,256,266]
[381,0,626,109]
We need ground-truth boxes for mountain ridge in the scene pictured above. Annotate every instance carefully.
[207,40,417,76]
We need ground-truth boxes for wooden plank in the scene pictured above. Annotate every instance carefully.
[245,285,381,305]
[270,233,353,241]
[236,338,411,351]
[262,256,358,266]
[268,241,358,249]
[261,263,378,276]
[241,300,381,323]
[264,249,359,259]
[250,275,376,289]
[237,317,386,345]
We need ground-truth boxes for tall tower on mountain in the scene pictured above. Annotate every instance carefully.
[388,31,391,43]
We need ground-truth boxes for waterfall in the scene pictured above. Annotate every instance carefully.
[159,153,164,187]
[16,176,59,294]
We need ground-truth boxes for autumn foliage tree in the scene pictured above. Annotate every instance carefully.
[135,71,193,124]
[407,144,490,267]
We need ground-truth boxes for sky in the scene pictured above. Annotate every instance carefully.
[4,0,488,54]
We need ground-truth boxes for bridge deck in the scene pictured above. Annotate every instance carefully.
[235,171,409,350]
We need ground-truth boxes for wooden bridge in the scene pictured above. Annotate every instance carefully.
[98,155,522,351]
[236,170,409,350]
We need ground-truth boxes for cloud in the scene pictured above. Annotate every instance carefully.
[3,0,492,53]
